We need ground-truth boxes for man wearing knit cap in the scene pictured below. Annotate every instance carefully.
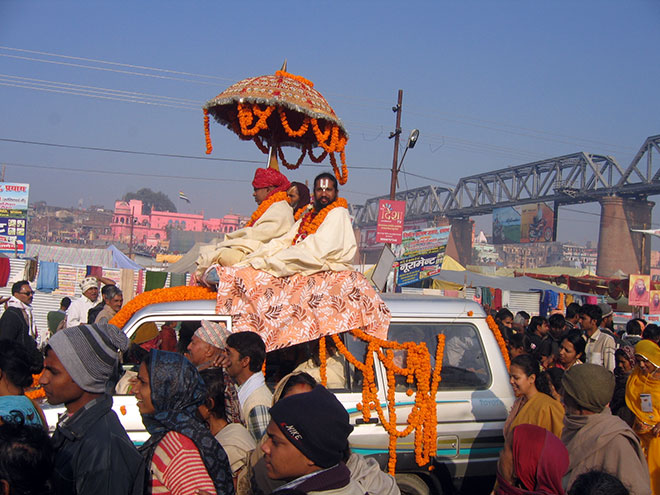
[196,167,294,279]
[187,320,230,370]
[561,363,651,494]
[40,322,142,495]
[263,385,363,494]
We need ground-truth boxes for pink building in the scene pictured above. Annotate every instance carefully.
[111,200,242,246]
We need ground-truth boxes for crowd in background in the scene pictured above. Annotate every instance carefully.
[492,302,659,495]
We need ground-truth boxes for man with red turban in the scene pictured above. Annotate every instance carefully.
[196,168,294,278]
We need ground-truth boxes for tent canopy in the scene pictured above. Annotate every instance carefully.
[25,244,143,270]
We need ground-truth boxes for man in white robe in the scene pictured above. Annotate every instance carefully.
[196,167,294,277]
[238,172,356,277]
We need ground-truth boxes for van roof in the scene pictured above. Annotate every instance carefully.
[124,293,486,329]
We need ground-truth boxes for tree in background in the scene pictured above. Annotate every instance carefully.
[123,188,177,214]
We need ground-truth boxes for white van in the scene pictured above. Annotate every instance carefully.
[43,294,514,495]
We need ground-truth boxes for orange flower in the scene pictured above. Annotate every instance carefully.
[293,198,348,244]
[486,315,510,370]
[109,286,216,330]
[238,103,275,136]
[246,191,289,227]
[203,109,213,155]
[329,328,444,474]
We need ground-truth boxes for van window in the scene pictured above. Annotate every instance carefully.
[387,322,491,390]
[265,333,370,394]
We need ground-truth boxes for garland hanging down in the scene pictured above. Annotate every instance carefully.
[327,330,445,475]
[203,69,350,185]
[246,191,289,227]
[106,285,443,475]
[486,315,511,370]
[293,198,348,244]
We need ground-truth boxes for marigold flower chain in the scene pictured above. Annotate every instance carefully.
[25,371,45,400]
[278,107,310,138]
[294,204,311,221]
[109,286,216,330]
[246,191,289,227]
[277,145,306,170]
[238,103,275,136]
[293,198,348,244]
[319,336,327,386]
[203,109,213,155]
[330,328,445,474]
[486,315,510,370]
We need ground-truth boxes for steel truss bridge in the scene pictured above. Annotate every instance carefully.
[353,134,660,227]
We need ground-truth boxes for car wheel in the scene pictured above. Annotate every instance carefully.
[395,473,432,495]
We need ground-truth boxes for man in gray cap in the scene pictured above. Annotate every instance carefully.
[561,363,651,495]
[40,322,142,495]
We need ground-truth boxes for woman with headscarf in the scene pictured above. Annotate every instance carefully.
[496,423,569,495]
[610,346,636,420]
[133,350,234,495]
[625,339,660,495]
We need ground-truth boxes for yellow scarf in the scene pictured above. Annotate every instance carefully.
[625,340,660,425]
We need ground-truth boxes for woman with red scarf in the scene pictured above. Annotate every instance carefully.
[496,423,569,495]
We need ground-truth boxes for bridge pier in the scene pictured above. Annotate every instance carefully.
[596,196,654,277]
[446,217,473,267]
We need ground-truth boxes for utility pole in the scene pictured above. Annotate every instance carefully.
[389,89,403,200]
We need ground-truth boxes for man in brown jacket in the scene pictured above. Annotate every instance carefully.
[561,363,651,495]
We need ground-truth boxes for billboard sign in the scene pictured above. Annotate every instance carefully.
[493,202,554,244]
[0,183,28,254]
[375,199,406,244]
[396,226,451,286]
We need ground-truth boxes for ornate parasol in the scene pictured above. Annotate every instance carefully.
[203,63,349,184]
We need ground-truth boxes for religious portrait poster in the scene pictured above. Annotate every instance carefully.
[629,274,651,307]
[375,199,406,244]
[649,290,660,314]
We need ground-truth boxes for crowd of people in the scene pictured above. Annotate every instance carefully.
[493,303,660,495]
[2,164,659,494]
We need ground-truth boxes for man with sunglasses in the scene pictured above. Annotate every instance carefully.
[0,280,43,370]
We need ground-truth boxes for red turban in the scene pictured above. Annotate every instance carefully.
[252,168,290,194]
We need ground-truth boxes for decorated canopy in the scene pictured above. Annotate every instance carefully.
[203,67,349,184]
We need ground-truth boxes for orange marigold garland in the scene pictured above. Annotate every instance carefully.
[25,371,45,400]
[237,103,275,136]
[319,336,327,386]
[246,191,289,227]
[277,145,306,170]
[278,107,310,138]
[329,328,444,475]
[486,315,510,370]
[109,286,216,330]
[294,204,311,221]
[293,198,348,244]
[203,109,213,155]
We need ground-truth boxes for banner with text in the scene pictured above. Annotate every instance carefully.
[0,183,28,253]
[376,199,406,244]
[396,226,451,286]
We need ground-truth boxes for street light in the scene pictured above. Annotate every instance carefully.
[389,128,420,200]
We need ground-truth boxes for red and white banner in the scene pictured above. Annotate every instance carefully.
[375,199,406,244]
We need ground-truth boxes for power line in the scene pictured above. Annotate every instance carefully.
[0,160,375,197]
[0,45,638,155]
[0,137,391,171]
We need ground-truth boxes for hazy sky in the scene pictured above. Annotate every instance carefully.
[1,1,658,245]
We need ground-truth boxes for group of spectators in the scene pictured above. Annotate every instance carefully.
[0,304,398,495]
[493,303,660,495]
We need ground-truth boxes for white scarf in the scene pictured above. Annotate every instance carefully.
[7,295,39,345]
[237,372,266,407]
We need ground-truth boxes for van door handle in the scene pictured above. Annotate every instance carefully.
[355,418,379,425]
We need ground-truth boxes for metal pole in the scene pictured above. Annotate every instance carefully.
[389,90,403,200]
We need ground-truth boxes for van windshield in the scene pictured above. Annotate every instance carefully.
[387,322,491,390]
